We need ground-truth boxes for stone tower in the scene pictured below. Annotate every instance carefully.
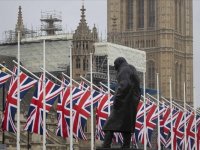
[107,0,193,103]
[72,4,98,81]
[15,6,25,40]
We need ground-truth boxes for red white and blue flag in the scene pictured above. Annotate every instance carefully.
[96,94,113,140]
[72,87,102,140]
[56,78,84,138]
[163,107,179,149]
[24,75,63,135]
[0,70,11,88]
[134,99,156,146]
[1,66,37,133]
[186,113,195,150]
[139,101,158,147]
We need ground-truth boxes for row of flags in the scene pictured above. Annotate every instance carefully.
[0,66,200,150]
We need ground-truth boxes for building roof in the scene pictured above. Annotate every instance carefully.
[94,42,146,72]
[0,34,72,72]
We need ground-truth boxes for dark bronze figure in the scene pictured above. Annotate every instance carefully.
[102,57,141,148]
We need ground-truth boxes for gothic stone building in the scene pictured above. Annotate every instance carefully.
[107,0,193,103]
[72,5,98,81]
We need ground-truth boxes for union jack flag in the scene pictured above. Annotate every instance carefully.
[24,75,63,135]
[186,113,195,150]
[196,114,200,150]
[139,101,158,147]
[160,105,170,147]
[172,109,184,150]
[78,81,89,90]
[175,110,191,150]
[164,107,180,149]
[0,70,11,88]
[134,100,154,146]
[1,66,37,133]
[56,78,84,138]
[95,94,113,140]
[72,88,102,140]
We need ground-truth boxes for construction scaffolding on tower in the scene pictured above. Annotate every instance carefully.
[40,10,62,36]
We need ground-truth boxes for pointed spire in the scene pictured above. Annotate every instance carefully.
[80,3,86,23]
[16,6,24,32]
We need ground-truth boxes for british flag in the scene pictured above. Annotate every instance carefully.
[196,114,200,150]
[172,109,184,150]
[186,113,195,150]
[139,101,158,147]
[164,107,180,149]
[0,70,11,88]
[24,75,63,135]
[160,105,171,147]
[56,78,84,138]
[95,94,113,140]
[175,110,191,150]
[72,87,102,140]
[78,81,89,90]
[134,100,154,146]
[1,66,37,133]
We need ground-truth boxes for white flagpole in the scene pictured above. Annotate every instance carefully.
[69,45,73,150]
[17,31,21,150]
[143,72,147,150]
[157,73,161,150]
[43,39,46,150]
[107,57,111,115]
[100,82,115,93]
[183,82,187,150]
[194,109,197,150]
[90,53,94,150]
[170,77,173,150]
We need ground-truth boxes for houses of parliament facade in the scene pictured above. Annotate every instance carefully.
[107,0,193,103]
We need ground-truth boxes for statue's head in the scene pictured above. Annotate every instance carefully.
[114,57,127,71]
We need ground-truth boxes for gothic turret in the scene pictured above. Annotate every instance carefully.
[72,3,98,80]
[15,6,25,39]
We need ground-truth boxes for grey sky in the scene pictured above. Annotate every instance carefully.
[0,0,200,108]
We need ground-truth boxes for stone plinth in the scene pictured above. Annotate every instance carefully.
[96,148,142,150]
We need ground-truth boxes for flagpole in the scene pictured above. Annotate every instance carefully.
[157,73,161,150]
[99,82,115,93]
[80,76,107,94]
[0,64,16,76]
[13,60,40,80]
[194,109,197,150]
[90,53,94,150]
[143,72,147,150]
[193,85,197,150]
[183,82,187,150]
[107,57,110,115]
[2,63,6,144]
[43,39,46,150]
[69,45,73,150]
[17,31,21,150]
[62,73,87,91]
[169,77,173,150]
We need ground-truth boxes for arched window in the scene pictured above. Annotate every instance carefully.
[138,0,144,28]
[147,60,155,89]
[126,0,133,29]
[148,0,155,27]
[83,58,86,71]
[179,64,182,99]
[175,62,179,98]
[86,59,89,69]
[76,57,81,69]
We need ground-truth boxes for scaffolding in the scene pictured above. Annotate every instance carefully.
[40,10,62,35]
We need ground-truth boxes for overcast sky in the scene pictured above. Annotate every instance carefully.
[0,0,200,108]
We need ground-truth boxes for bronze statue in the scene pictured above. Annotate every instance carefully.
[102,57,141,148]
